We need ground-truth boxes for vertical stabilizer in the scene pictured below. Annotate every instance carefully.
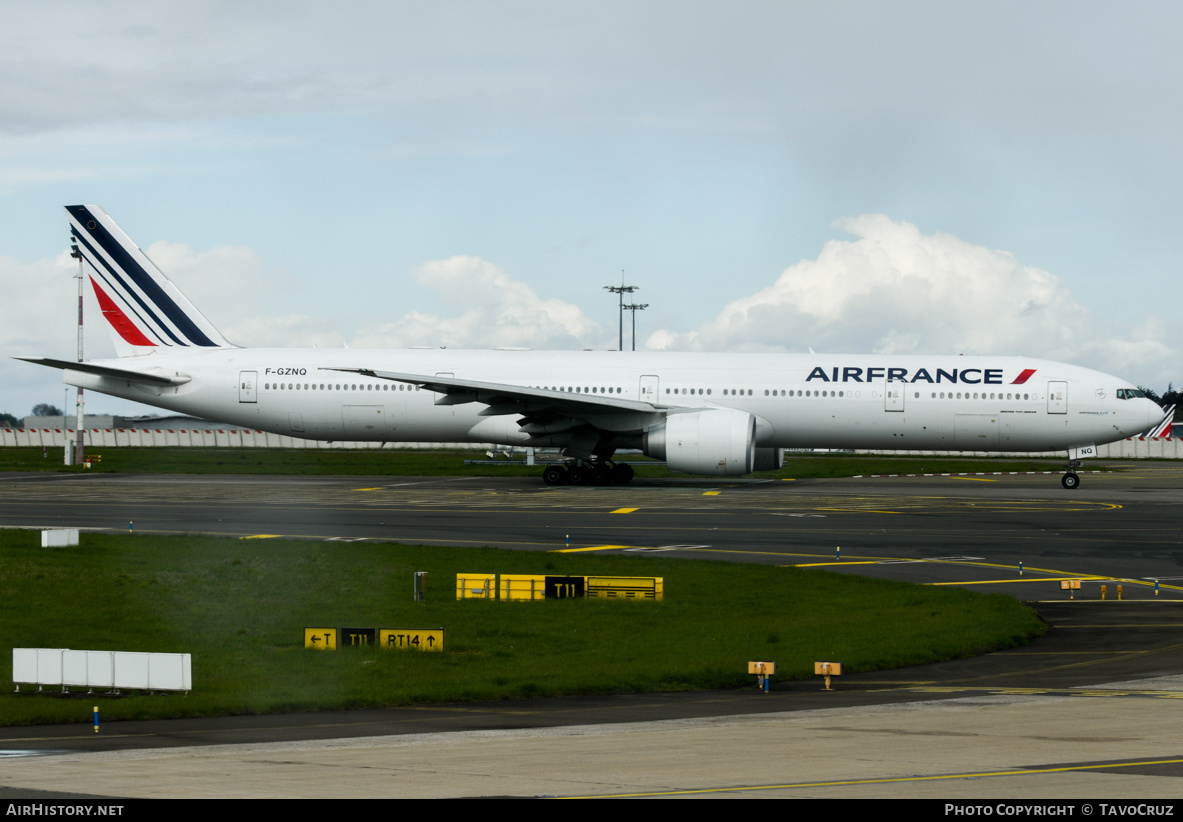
[66,205,234,357]
[1145,405,1175,438]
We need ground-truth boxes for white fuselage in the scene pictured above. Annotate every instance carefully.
[61,348,1161,453]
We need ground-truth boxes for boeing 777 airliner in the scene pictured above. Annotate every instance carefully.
[18,206,1168,488]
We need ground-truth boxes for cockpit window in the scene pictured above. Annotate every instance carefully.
[1117,388,1148,400]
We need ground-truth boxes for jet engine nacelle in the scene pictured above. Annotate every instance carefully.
[644,408,756,476]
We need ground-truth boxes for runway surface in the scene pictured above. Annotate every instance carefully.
[1,462,1182,798]
[2,462,1181,597]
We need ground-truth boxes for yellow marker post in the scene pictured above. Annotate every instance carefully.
[748,661,776,693]
[815,661,842,691]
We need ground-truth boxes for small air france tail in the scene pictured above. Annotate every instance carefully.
[18,206,1171,489]
[65,205,233,356]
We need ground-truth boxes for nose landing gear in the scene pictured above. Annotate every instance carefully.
[1062,458,1082,490]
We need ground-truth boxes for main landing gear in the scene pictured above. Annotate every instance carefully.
[1062,458,1082,490]
[542,460,634,486]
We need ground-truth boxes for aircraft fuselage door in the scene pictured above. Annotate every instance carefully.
[239,370,257,403]
[343,405,384,438]
[639,375,659,403]
[1048,381,1067,414]
[884,380,905,412]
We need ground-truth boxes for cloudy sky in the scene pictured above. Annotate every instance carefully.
[2,1,1180,417]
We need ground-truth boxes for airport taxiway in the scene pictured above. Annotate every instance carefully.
[1,463,1182,797]
[1,462,1181,598]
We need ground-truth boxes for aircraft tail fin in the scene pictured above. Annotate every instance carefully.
[1146,404,1175,438]
[66,205,235,357]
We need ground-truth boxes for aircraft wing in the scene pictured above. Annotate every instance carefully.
[326,367,660,415]
[16,357,192,386]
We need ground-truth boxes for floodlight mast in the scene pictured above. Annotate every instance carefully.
[622,302,648,351]
[70,237,84,466]
[603,273,638,352]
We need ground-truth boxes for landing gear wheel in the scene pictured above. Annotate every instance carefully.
[611,463,634,484]
[543,465,568,485]
[567,465,589,486]
[1062,472,1080,490]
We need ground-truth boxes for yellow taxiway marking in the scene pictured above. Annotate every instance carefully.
[816,508,902,514]
[786,556,1183,593]
[928,577,1107,585]
[703,491,720,496]
[571,757,1183,798]
[610,508,638,514]
[239,534,282,540]
[948,476,997,482]
[1054,624,1183,628]
[553,545,631,553]
[353,487,383,491]
[907,685,1183,697]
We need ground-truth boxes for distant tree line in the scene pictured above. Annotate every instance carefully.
[1,404,64,428]
[1138,384,1182,419]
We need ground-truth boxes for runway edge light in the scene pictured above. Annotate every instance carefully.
[748,661,776,693]
[815,661,842,691]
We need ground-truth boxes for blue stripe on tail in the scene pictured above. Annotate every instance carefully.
[66,205,219,347]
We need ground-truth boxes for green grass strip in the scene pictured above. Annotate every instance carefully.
[0,531,1044,725]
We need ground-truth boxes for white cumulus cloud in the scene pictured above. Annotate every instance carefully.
[134,241,341,349]
[1,250,97,416]
[349,255,601,350]
[646,215,1178,387]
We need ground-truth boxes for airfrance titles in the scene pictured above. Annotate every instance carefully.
[806,366,1036,385]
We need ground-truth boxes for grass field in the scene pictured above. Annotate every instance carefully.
[0,446,1072,480]
[0,530,1046,726]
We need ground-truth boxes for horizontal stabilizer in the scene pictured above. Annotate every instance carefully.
[16,357,191,386]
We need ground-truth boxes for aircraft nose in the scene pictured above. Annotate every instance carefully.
[1147,400,1165,432]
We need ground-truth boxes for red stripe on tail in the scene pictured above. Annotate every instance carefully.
[90,277,156,347]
